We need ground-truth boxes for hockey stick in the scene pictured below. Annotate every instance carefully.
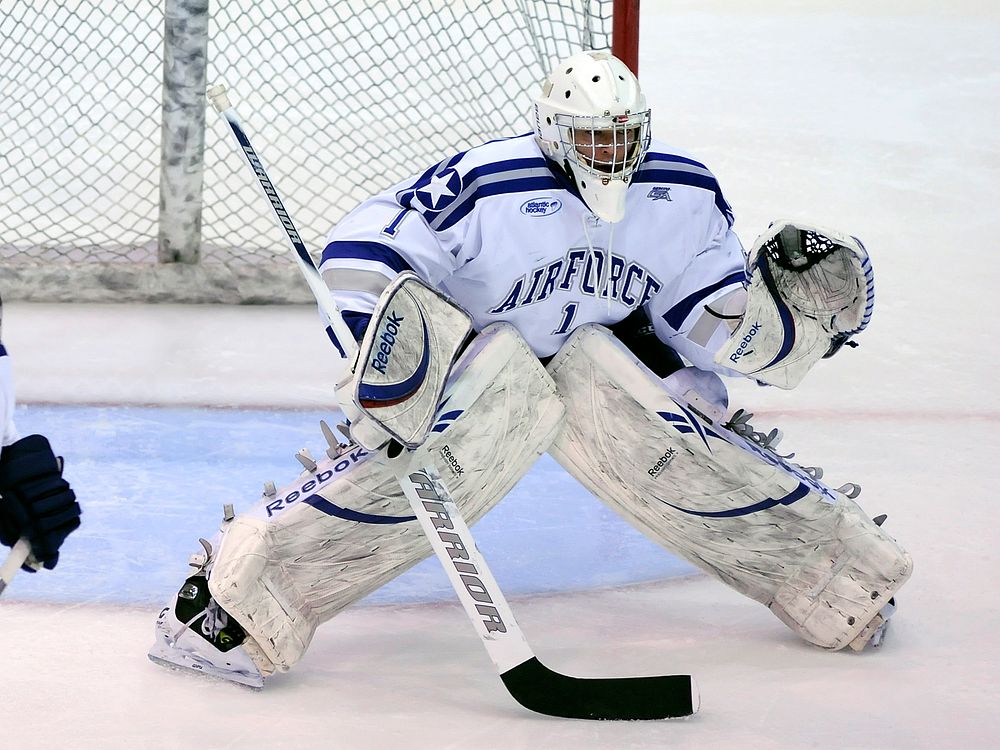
[0,537,31,596]
[207,85,698,719]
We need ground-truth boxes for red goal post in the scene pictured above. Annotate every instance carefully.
[613,0,641,75]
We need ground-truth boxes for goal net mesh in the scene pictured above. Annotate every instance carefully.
[1,0,614,303]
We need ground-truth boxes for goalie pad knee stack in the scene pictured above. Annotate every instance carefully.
[548,325,911,650]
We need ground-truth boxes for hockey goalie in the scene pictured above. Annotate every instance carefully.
[148,51,911,688]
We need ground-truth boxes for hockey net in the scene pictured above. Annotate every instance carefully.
[1,0,629,304]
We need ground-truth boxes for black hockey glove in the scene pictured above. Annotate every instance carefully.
[0,434,81,571]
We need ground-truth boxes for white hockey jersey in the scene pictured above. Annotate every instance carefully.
[319,134,746,373]
[0,343,17,449]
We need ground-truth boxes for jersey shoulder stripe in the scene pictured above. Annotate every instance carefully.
[393,133,538,202]
[321,240,413,273]
[635,149,734,227]
[662,270,747,330]
[393,136,569,233]
[432,167,563,231]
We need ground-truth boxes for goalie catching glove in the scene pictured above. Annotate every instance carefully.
[715,220,875,389]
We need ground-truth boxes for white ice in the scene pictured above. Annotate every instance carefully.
[2,1,999,747]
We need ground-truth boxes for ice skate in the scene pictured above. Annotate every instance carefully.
[148,572,266,689]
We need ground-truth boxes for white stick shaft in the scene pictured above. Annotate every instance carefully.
[0,538,31,596]
[207,85,358,360]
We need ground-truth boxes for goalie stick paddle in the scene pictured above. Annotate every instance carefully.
[207,85,699,720]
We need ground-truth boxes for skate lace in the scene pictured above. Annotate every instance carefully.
[724,408,861,499]
[167,537,231,644]
[199,600,230,640]
[170,597,229,645]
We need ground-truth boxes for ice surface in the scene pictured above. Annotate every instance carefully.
[2,1,998,747]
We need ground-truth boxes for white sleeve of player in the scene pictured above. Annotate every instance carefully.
[645,216,748,376]
[317,192,468,323]
[0,349,19,449]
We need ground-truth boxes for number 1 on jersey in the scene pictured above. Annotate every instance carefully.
[552,302,579,335]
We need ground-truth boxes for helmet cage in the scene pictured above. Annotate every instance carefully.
[555,110,651,184]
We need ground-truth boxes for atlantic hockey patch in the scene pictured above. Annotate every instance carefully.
[519,197,562,216]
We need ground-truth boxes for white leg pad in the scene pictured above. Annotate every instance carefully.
[208,323,564,671]
[547,325,911,650]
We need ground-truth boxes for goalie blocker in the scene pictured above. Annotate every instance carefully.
[335,271,474,450]
[548,325,911,651]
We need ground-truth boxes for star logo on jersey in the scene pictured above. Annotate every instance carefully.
[414,168,462,212]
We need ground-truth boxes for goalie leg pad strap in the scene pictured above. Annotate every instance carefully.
[548,325,911,650]
[209,323,564,670]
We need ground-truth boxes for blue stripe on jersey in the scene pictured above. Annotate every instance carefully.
[0,344,7,357]
[325,311,374,357]
[642,151,712,170]
[321,240,413,274]
[636,151,734,225]
[325,325,347,358]
[398,156,555,211]
[662,271,747,330]
[435,173,564,231]
[395,134,537,203]
[395,147,577,233]
[633,169,734,226]
[342,310,373,342]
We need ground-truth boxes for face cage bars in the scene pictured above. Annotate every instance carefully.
[555,111,651,181]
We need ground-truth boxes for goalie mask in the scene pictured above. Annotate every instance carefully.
[533,51,651,223]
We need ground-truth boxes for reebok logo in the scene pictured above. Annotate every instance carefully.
[729,322,762,363]
[264,447,367,517]
[439,444,465,476]
[648,447,678,477]
[371,311,405,374]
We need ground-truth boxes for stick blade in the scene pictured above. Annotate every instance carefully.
[500,657,699,720]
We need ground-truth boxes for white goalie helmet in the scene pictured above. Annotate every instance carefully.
[533,50,651,223]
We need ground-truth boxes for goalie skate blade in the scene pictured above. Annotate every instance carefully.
[499,657,699,720]
[147,650,264,689]
[147,606,264,690]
